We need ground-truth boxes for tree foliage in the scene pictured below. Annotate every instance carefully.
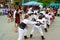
[35,0,56,7]
[13,0,60,7]
[13,0,29,6]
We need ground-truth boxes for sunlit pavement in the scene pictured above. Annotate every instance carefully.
[0,15,60,40]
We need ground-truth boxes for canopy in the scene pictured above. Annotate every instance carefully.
[22,1,43,6]
[22,1,43,10]
[50,3,60,7]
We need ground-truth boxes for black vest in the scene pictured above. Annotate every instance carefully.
[19,22,27,29]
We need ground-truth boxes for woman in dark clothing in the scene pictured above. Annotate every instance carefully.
[15,9,20,27]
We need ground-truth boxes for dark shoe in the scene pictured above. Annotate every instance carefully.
[24,36,29,39]
[41,36,45,40]
[47,24,50,28]
[44,28,48,32]
[30,34,33,38]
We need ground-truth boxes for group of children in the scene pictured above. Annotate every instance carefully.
[17,7,55,40]
[7,6,55,40]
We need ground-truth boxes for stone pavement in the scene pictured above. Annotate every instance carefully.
[0,15,60,40]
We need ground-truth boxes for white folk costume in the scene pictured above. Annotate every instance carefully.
[40,17,47,32]
[30,19,45,40]
[18,19,38,40]
[42,18,47,28]
[32,14,37,21]
[45,13,51,28]
[27,7,33,16]
[31,10,38,21]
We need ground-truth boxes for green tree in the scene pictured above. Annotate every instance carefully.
[13,0,60,7]
[13,0,29,6]
[55,0,60,3]
[35,0,55,7]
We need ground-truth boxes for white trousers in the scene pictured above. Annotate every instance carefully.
[48,19,51,25]
[30,25,44,36]
[46,19,51,25]
[18,27,27,40]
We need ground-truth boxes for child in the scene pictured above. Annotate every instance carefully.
[45,12,51,28]
[30,15,45,40]
[32,13,37,21]
[41,15,48,32]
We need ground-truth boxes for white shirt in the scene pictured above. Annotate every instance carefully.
[36,19,44,25]
[32,15,37,19]
[45,14,50,20]
[40,11,46,15]
[42,18,46,25]
[27,8,33,14]
[22,19,37,25]
[34,10,38,13]
[13,10,16,19]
